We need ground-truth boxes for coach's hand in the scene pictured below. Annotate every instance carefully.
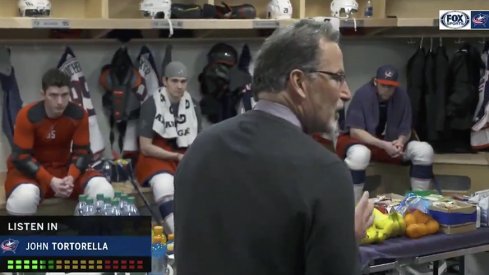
[354,191,374,241]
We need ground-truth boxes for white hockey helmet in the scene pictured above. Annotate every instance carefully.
[140,0,172,19]
[18,0,51,17]
[330,0,358,18]
[267,0,292,19]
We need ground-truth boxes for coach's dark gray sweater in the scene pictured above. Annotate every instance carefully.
[175,109,360,275]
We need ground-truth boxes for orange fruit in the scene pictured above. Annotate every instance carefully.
[426,220,440,234]
[413,210,430,224]
[406,224,421,238]
[404,213,416,226]
[406,223,429,239]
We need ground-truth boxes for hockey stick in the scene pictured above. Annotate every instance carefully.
[118,159,162,226]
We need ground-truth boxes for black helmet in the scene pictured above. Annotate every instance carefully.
[207,43,238,66]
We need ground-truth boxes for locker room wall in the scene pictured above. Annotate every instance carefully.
[0,38,472,172]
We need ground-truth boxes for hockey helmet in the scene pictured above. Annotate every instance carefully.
[18,0,51,17]
[267,0,292,19]
[140,0,172,19]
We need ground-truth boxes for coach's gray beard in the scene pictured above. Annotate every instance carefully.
[324,118,339,138]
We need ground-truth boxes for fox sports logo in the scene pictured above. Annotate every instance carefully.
[440,11,470,29]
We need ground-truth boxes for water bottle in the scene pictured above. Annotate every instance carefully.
[103,160,112,182]
[95,194,105,215]
[102,197,113,216]
[126,196,140,216]
[150,226,167,274]
[84,198,96,216]
[364,0,373,17]
[74,195,88,216]
[119,194,128,215]
[109,199,121,216]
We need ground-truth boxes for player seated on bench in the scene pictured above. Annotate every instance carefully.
[336,65,434,203]
[4,69,114,215]
[135,61,201,234]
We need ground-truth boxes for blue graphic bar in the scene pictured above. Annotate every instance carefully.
[0,236,151,257]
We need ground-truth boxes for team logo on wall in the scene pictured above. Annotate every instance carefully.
[471,11,489,29]
[439,10,470,30]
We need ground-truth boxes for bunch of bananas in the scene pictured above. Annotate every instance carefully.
[360,208,406,245]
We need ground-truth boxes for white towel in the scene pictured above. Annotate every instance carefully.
[152,87,198,148]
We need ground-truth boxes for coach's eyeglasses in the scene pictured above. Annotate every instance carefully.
[309,70,347,86]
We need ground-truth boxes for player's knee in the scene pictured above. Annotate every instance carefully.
[84,177,115,200]
[345,144,371,170]
[149,173,174,202]
[407,141,434,165]
[6,184,40,215]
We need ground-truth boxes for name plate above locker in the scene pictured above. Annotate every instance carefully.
[151,20,183,29]
[253,20,279,29]
[32,19,71,29]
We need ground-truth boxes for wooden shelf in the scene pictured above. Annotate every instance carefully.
[340,18,397,28]
[0,17,436,30]
[0,0,485,38]
[0,18,283,30]
[397,18,437,27]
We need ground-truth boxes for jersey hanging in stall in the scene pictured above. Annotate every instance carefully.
[57,46,105,160]
[0,47,23,147]
[236,44,255,114]
[471,42,489,150]
[137,45,160,101]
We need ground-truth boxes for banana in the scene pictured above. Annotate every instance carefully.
[374,208,395,237]
[361,226,379,244]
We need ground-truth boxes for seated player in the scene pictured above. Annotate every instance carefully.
[5,69,114,215]
[336,65,434,202]
[135,61,200,233]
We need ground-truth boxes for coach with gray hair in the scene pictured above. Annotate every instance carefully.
[175,19,372,275]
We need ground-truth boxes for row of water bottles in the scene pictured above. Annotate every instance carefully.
[74,192,140,216]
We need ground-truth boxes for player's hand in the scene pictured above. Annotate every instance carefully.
[177,153,184,161]
[354,191,374,241]
[63,176,74,188]
[392,139,404,151]
[50,177,71,198]
[383,141,403,158]
[63,176,75,196]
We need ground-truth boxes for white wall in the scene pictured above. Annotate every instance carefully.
[0,37,478,172]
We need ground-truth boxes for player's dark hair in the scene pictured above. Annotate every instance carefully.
[42,68,71,91]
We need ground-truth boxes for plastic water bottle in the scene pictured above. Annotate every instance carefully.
[109,199,121,216]
[95,194,105,215]
[74,195,88,216]
[125,196,140,216]
[84,198,96,216]
[364,0,373,17]
[119,194,128,215]
[103,161,112,182]
[150,226,167,274]
[114,191,122,199]
[102,197,113,216]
